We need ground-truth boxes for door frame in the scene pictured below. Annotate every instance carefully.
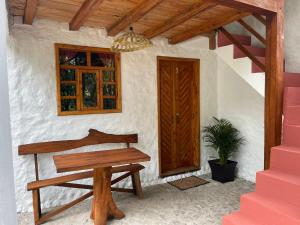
[157,56,200,177]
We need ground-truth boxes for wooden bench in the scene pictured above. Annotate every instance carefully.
[18,129,145,225]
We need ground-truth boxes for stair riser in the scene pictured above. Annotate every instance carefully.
[270,147,300,177]
[218,33,251,47]
[240,196,300,225]
[256,172,300,207]
[234,46,265,59]
[284,87,300,107]
[284,106,300,125]
[284,73,300,87]
[283,125,300,148]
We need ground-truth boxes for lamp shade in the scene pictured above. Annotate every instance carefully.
[111,27,153,52]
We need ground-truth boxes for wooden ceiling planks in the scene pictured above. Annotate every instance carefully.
[143,1,218,39]
[69,0,105,30]
[8,0,249,44]
[169,7,250,44]
[107,0,164,36]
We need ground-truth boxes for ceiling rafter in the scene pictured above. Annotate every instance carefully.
[69,0,105,31]
[169,12,249,45]
[143,1,218,39]
[107,0,163,37]
[23,0,38,25]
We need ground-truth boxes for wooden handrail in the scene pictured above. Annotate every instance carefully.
[219,27,265,71]
[238,19,266,45]
[253,14,266,26]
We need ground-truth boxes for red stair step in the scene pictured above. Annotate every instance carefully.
[285,73,300,87]
[256,170,300,207]
[284,87,300,107]
[222,212,262,225]
[234,45,265,59]
[270,145,300,177]
[284,105,300,125]
[218,32,251,47]
[283,124,300,147]
[240,192,300,225]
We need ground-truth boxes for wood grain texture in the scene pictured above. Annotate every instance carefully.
[54,147,150,173]
[69,0,104,30]
[9,0,252,41]
[143,1,217,39]
[220,27,265,71]
[169,11,249,44]
[264,0,284,169]
[107,0,163,36]
[24,0,38,24]
[157,57,200,177]
[93,167,125,225]
[19,129,137,155]
[214,0,279,14]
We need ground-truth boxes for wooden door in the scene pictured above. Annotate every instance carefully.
[158,57,200,177]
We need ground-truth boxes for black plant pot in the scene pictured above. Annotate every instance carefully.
[208,159,238,183]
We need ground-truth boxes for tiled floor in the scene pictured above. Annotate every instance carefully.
[18,175,254,225]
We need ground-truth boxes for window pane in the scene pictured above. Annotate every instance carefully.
[91,52,115,67]
[103,98,116,109]
[60,84,76,96]
[61,99,77,111]
[59,49,87,66]
[103,70,115,82]
[103,84,116,96]
[60,69,76,81]
[82,72,97,108]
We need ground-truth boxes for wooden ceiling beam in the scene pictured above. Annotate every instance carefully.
[69,0,104,31]
[143,1,218,39]
[24,0,38,25]
[212,0,278,15]
[107,0,163,37]
[169,12,249,44]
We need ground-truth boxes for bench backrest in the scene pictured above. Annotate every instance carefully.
[18,129,138,155]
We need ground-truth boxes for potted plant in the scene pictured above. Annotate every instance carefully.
[202,117,245,183]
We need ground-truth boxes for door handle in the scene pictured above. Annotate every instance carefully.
[176,112,180,117]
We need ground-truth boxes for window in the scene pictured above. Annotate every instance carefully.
[55,44,121,115]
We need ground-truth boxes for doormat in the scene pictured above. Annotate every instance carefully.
[168,176,209,191]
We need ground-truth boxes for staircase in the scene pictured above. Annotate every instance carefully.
[218,32,300,225]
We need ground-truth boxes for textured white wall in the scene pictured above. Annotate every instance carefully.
[217,57,264,182]
[8,19,218,212]
[0,1,17,224]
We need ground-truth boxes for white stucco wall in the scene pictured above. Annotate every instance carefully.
[7,19,218,212]
[217,57,264,182]
[0,1,17,224]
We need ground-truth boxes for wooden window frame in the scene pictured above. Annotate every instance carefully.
[55,43,122,116]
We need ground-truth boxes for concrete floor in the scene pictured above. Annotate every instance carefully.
[18,176,255,225]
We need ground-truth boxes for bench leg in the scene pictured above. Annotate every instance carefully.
[131,172,143,198]
[32,189,41,225]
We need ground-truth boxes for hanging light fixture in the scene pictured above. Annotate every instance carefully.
[111,27,153,52]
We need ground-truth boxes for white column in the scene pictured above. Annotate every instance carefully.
[0,1,17,225]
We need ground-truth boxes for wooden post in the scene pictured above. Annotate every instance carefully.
[264,0,285,169]
[93,167,125,225]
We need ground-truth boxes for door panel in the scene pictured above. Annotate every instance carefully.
[158,57,200,177]
[175,62,194,168]
[159,61,176,173]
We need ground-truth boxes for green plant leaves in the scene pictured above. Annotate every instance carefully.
[202,117,246,165]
